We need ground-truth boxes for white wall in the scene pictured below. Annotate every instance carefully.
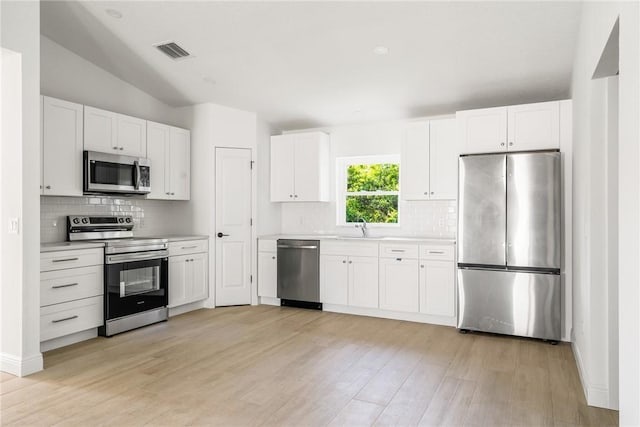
[178,103,258,307]
[571,1,639,421]
[278,118,457,238]
[256,118,281,236]
[40,36,185,128]
[0,0,42,376]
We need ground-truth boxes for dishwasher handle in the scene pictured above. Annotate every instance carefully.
[277,245,318,250]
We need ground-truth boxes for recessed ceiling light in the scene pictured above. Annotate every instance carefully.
[105,9,123,19]
[352,109,362,114]
[373,46,389,55]
[203,77,216,85]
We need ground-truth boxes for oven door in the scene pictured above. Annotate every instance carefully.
[84,151,151,194]
[105,256,168,320]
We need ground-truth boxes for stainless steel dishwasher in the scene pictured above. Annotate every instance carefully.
[277,239,322,309]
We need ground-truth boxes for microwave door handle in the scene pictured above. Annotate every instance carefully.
[134,160,140,190]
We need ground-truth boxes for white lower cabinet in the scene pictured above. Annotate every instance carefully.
[40,247,104,349]
[379,257,419,313]
[168,240,208,308]
[258,251,278,298]
[419,260,455,317]
[320,255,349,305]
[348,256,379,308]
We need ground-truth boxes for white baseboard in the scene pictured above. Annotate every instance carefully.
[40,329,98,353]
[169,300,206,317]
[259,296,281,306]
[571,342,614,409]
[0,352,43,377]
[322,304,457,327]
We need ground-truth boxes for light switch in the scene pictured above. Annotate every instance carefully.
[8,218,19,234]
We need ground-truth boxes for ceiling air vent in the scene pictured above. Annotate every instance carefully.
[155,41,191,60]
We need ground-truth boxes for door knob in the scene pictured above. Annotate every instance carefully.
[217,232,229,238]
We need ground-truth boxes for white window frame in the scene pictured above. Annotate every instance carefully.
[336,154,401,227]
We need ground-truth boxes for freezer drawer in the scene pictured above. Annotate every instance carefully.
[457,268,560,340]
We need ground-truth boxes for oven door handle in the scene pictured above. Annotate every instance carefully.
[134,160,141,191]
[106,250,169,264]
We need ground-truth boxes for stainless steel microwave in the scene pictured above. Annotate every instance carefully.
[83,151,151,195]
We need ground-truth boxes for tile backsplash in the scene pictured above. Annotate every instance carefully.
[41,196,192,243]
[280,199,457,238]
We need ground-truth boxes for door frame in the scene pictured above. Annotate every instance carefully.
[206,146,257,308]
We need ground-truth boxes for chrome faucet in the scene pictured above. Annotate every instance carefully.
[356,217,368,237]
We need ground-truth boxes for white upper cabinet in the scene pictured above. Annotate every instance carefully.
[401,118,458,201]
[84,106,147,157]
[116,114,147,157]
[41,96,84,196]
[270,134,296,201]
[401,121,430,200]
[270,132,330,202]
[84,106,118,153]
[147,121,170,200]
[147,121,190,200]
[507,101,560,151]
[457,101,561,154]
[429,118,459,200]
[169,127,191,200]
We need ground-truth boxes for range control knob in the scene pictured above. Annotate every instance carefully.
[72,218,80,224]
[118,218,125,223]
[81,218,88,224]
[125,217,132,223]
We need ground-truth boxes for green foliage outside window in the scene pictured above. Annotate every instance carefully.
[345,163,399,224]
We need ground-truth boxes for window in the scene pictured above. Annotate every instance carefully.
[337,155,400,225]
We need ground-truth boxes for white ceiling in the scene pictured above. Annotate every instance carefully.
[41,1,582,130]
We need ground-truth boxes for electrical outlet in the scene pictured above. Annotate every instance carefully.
[8,218,19,234]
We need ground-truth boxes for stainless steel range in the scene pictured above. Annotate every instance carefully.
[68,215,169,337]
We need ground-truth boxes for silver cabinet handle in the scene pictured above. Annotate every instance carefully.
[390,249,405,253]
[428,250,445,254]
[186,259,190,263]
[46,185,51,189]
[430,192,434,195]
[396,258,403,261]
[500,142,505,147]
[289,194,293,198]
[423,191,428,195]
[52,283,78,289]
[509,142,514,146]
[52,315,78,323]
[272,256,276,260]
[171,192,175,195]
[342,260,346,264]
[166,192,170,195]
[182,246,198,249]
[420,265,424,268]
[52,257,79,263]
[119,147,124,150]
[348,260,352,264]
[113,147,118,150]
[294,195,298,198]
[277,245,318,249]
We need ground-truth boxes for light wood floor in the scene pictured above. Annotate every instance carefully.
[1,306,618,426]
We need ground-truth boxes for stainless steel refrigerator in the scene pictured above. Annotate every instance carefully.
[457,151,561,341]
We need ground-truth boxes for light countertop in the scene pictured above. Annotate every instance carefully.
[40,241,106,252]
[41,234,209,252]
[258,234,456,244]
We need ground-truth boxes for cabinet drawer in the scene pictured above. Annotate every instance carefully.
[40,296,103,342]
[40,248,103,272]
[419,245,455,261]
[379,243,419,259]
[258,239,277,253]
[41,265,104,307]
[321,241,378,257]
[169,239,208,256]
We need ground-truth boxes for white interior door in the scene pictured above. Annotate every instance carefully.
[215,148,252,306]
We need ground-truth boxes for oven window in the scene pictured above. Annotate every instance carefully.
[120,265,160,297]
[91,161,135,187]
